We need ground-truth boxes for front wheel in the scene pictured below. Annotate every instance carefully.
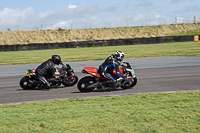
[77,76,96,92]
[19,76,36,90]
[121,77,137,89]
[62,75,78,86]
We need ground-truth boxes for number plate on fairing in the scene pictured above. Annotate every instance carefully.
[26,71,31,76]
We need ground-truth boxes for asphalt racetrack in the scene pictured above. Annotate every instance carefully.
[0,56,200,104]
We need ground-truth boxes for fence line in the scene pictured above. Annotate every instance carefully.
[3,16,200,31]
[171,16,200,24]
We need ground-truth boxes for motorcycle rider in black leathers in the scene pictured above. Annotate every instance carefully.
[35,55,64,89]
[98,51,127,84]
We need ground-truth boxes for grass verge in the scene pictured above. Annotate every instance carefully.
[0,91,199,133]
[1,23,200,45]
[0,41,200,65]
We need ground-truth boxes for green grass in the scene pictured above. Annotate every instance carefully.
[0,91,199,133]
[0,41,200,65]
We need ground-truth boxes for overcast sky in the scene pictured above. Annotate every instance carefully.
[0,0,199,31]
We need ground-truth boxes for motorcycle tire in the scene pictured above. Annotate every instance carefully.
[20,76,36,90]
[77,76,96,92]
[121,77,137,89]
[63,75,78,87]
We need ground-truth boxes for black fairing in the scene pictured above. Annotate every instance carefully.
[66,64,72,70]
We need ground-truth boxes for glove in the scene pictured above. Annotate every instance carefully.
[63,65,67,70]
[55,75,60,79]
[122,73,128,78]
[61,62,67,70]
[53,74,60,79]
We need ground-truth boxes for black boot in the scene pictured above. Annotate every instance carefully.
[39,76,51,89]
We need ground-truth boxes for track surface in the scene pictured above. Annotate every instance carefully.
[0,56,200,104]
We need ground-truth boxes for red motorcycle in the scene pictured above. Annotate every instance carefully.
[20,64,78,90]
[77,62,137,92]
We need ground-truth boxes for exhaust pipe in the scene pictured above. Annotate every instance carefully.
[87,82,99,88]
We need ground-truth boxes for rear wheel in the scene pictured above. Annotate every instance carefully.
[121,77,137,89]
[19,76,36,90]
[77,76,96,92]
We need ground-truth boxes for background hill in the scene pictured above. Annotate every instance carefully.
[0,23,200,45]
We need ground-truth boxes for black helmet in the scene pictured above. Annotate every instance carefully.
[52,55,61,65]
[115,51,125,62]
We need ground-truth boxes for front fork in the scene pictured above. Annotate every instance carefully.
[115,76,134,86]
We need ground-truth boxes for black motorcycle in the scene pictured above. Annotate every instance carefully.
[20,64,78,90]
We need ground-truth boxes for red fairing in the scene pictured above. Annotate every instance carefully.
[32,69,36,73]
[55,67,61,75]
[84,67,106,80]
[84,66,127,80]
[119,67,124,74]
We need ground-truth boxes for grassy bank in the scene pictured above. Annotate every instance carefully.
[0,41,200,65]
[0,91,199,132]
[0,23,200,45]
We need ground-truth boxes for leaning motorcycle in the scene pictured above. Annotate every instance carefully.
[77,62,137,92]
[20,64,78,90]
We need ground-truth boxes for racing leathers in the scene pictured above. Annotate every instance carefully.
[98,54,126,83]
[35,59,57,89]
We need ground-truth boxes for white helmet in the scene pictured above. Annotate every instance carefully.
[115,51,125,62]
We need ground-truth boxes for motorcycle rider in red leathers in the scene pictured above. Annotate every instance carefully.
[98,51,127,84]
